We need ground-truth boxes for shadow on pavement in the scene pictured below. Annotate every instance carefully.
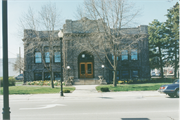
[99,97,113,99]
[166,97,179,99]
[121,118,149,120]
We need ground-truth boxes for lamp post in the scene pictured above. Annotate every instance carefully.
[101,65,105,79]
[58,30,64,96]
[2,0,10,119]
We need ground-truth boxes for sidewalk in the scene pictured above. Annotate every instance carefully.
[64,85,166,98]
[0,85,166,101]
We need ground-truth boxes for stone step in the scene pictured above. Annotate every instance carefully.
[73,79,100,85]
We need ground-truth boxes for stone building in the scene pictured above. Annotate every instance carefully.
[23,18,150,85]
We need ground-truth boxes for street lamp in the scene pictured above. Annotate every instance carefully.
[2,1,11,119]
[101,65,105,79]
[58,30,64,96]
[67,66,71,77]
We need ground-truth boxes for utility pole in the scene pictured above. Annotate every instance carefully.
[2,0,11,120]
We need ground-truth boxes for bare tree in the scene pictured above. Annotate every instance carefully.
[20,3,62,88]
[75,0,146,87]
[13,57,24,74]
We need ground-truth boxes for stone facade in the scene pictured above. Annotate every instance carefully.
[23,18,150,84]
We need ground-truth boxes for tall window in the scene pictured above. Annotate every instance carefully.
[54,46,60,63]
[44,72,51,80]
[112,55,118,61]
[35,52,42,63]
[132,70,139,78]
[44,47,50,63]
[121,50,128,60]
[131,49,138,60]
[122,70,129,79]
[54,52,61,63]
[34,72,42,81]
[54,72,61,80]
[117,71,120,80]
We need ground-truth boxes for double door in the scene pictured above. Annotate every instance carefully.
[80,62,93,78]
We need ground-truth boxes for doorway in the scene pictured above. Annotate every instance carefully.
[80,62,93,78]
[78,51,94,78]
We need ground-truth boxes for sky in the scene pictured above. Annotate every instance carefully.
[0,0,179,59]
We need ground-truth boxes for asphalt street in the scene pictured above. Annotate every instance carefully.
[0,85,179,120]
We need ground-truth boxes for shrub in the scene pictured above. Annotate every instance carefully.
[127,80,133,84]
[63,89,70,93]
[100,87,109,92]
[34,81,39,85]
[9,77,16,86]
[39,82,43,86]
[0,77,16,87]
[118,81,124,84]
[54,80,59,86]
[30,82,34,85]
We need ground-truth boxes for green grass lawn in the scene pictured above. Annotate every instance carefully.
[0,86,75,95]
[96,83,171,92]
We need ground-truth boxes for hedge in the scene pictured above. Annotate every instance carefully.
[0,77,16,87]
[100,87,109,92]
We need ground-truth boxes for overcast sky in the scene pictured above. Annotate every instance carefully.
[0,0,179,59]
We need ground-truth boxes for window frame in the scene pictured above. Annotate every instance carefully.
[54,72,61,80]
[54,51,61,63]
[34,72,42,81]
[44,46,50,63]
[35,52,42,63]
[44,72,51,80]
[112,55,119,61]
[121,50,128,61]
[53,46,61,63]
[131,49,138,60]
[45,52,50,63]
[131,70,139,78]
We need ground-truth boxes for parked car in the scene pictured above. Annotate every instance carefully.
[156,72,161,76]
[15,74,23,80]
[158,79,179,98]
[151,72,156,76]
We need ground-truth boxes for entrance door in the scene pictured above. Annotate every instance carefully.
[80,62,93,78]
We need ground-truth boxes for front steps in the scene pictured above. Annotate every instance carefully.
[73,78,100,85]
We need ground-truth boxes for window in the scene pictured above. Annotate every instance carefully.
[45,52,50,63]
[54,46,60,63]
[34,72,42,81]
[122,70,129,79]
[44,47,50,63]
[121,50,128,60]
[131,49,138,60]
[132,70,139,78]
[117,71,120,80]
[79,52,93,61]
[35,52,42,63]
[54,72,61,80]
[54,52,61,63]
[44,72,51,80]
[112,55,118,61]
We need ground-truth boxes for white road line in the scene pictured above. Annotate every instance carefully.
[19,104,66,110]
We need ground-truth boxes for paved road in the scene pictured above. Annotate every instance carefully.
[0,85,179,120]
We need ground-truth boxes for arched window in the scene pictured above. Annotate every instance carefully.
[79,52,93,61]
